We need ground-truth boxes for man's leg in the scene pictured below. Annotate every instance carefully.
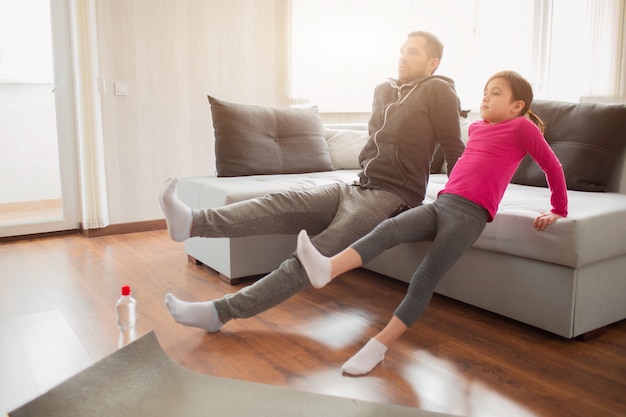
[160,177,342,241]
[163,181,346,331]
[212,187,406,324]
[191,183,367,238]
[160,178,194,241]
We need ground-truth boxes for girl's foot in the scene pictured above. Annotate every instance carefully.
[296,230,332,288]
[341,338,387,375]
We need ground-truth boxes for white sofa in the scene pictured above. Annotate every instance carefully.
[177,99,626,339]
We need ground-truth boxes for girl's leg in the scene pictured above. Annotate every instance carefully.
[343,195,487,375]
[393,195,487,328]
[296,231,363,288]
[297,204,437,288]
[351,203,438,263]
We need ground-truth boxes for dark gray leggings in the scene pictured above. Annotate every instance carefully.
[352,193,488,327]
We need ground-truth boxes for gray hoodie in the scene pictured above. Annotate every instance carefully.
[357,75,464,208]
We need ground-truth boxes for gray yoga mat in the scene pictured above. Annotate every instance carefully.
[9,331,461,417]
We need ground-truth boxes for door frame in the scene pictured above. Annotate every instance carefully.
[0,0,79,238]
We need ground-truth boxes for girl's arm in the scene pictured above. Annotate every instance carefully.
[519,120,568,227]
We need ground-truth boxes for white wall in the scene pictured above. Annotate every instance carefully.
[96,0,289,224]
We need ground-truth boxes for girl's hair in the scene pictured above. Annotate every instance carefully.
[486,71,546,133]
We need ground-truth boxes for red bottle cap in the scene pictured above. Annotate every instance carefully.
[121,285,131,296]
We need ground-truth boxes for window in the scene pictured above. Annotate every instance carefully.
[289,0,625,112]
[546,0,624,102]
[0,0,54,82]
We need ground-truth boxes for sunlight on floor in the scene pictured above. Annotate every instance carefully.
[295,307,373,349]
[282,307,538,416]
[403,350,536,417]
[0,310,93,414]
[0,199,62,225]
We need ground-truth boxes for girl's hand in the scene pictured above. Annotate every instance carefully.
[534,212,562,231]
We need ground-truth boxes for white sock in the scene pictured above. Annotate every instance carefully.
[159,177,192,242]
[165,293,223,332]
[341,338,387,375]
[296,230,332,289]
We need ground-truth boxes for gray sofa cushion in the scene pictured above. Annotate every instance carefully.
[323,128,368,169]
[512,100,626,192]
[209,96,334,177]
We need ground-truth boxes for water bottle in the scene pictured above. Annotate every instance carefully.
[116,285,137,331]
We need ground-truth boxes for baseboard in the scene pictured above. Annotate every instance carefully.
[2,219,167,242]
[81,219,167,238]
[0,229,79,243]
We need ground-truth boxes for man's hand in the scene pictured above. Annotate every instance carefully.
[534,212,562,231]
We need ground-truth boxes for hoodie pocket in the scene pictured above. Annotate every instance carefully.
[366,142,409,188]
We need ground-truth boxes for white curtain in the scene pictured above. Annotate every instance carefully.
[289,0,481,111]
[69,0,109,229]
[289,0,626,111]
[547,0,625,102]
[581,0,624,101]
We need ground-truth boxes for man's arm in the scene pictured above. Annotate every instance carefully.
[429,82,465,174]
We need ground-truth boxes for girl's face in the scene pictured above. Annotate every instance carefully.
[480,78,525,124]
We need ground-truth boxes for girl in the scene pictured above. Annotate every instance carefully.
[296,71,568,376]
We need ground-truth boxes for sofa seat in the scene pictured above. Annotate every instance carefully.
[180,171,626,273]
[426,174,626,268]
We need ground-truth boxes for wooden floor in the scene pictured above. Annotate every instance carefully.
[1,230,625,417]
[0,199,62,224]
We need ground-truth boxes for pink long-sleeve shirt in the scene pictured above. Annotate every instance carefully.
[440,116,568,222]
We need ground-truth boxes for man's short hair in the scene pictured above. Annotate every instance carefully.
[407,31,444,60]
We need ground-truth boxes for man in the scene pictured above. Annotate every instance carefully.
[160,31,464,333]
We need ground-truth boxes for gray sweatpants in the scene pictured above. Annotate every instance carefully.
[352,193,488,327]
[190,183,406,323]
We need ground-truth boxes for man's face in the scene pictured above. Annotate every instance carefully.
[397,36,439,83]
